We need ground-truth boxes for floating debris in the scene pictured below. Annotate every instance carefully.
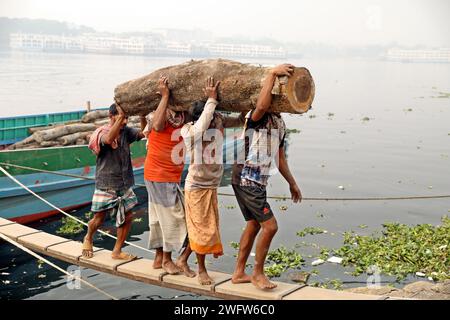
[338,185,345,190]
[327,256,343,264]
[286,128,301,134]
[416,272,426,277]
[311,259,325,266]
[362,117,370,122]
[358,224,368,229]
[279,205,288,211]
[289,271,310,283]
[133,218,143,223]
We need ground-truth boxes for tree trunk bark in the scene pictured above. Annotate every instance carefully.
[58,132,91,146]
[81,110,109,123]
[114,59,315,116]
[34,124,96,143]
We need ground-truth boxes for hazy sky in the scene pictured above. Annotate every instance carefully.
[1,0,449,47]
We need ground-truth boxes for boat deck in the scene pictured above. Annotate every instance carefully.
[0,217,411,300]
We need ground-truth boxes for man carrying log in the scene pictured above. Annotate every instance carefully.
[231,64,303,290]
[143,76,195,277]
[82,104,145,260]
[181,76,245,285]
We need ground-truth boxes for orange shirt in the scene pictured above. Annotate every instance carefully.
[144,124,185,183]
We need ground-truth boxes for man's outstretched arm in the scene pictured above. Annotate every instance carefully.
[278,147,302,203]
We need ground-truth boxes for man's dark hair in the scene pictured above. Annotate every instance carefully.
[191,100,205,122]
[109,103,118,116]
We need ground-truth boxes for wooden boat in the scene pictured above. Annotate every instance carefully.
[0,109,240,224]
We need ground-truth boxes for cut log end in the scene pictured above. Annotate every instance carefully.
[286,67,315,114]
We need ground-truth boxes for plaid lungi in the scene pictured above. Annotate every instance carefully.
[91,188,138,227]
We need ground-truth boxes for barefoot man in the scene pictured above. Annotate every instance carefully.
[181,77,245,285]
[231,64,303,289]
[143,76,195,277]
[82,103,145,260]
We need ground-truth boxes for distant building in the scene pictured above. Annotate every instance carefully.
[10,33,83,52]
[385,48,450,63]
[206,43,286,59]
[10,32,287,59]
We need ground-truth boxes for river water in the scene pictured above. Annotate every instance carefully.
[0,50,449,299]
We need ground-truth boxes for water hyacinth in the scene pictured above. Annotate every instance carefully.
[296,227,327,237]
[264,246,305,278]
[333,216,450,281]
[56,216,85,236]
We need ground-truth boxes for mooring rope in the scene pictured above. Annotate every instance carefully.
[0,232,118,300]
[2,162,450,201]
[0,165,156,257]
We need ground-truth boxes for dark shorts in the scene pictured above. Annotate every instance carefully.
[232,184,274,223]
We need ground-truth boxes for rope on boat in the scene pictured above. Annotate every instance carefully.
[2,162,450,201]
[0,165,156,257]
[0,232,118,300]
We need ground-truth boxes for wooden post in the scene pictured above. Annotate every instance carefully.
[86,101,91,113]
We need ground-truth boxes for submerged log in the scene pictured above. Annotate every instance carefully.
[81,110,109,123]
[34,123,96,143]
[114,59,315,116]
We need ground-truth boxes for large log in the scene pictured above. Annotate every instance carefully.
[58,132,91,146]
[34,123,96,143]
[81,110,109,123]
[114,59,315,116]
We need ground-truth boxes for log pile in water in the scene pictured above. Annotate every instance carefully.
[7,111,143,150]
[114,59,315,116]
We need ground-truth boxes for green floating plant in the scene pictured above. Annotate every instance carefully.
[333,216,450,281]
[264,246,305,278]
[296,227,327,237]
[56,216,85,236]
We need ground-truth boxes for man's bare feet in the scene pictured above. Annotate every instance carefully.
[231,272,252,284]
[198,271,214,285]
[81,236,94,258]
[153,255,163,269]
[176,261,196,278]
[162,260,181,275]
[251,274,277,290]
[111,252,137,261]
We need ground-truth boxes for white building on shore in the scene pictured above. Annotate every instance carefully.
[10,33,288,59]
[10,33,83,52]
[385,48,450,63]
[207,43,286,59]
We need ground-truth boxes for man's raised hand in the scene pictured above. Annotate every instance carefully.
[271,64,295,77]
[157,75,170,98]
[202,76,220,101]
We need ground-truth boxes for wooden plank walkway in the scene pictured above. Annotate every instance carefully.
[0,217,401,300]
